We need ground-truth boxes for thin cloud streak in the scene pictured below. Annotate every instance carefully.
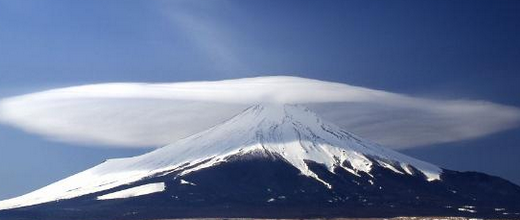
[159,0,250,76]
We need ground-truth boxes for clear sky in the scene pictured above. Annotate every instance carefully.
[0,0,519,200]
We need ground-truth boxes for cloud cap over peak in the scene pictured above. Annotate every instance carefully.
[1,76,519,149]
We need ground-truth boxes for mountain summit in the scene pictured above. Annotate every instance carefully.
[1,105,519,219]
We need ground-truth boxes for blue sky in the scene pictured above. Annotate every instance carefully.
[0,0,519,200]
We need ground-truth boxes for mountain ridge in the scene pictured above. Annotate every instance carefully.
[0,104,519,219]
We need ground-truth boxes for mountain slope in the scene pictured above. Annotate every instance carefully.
[0,104,519,219]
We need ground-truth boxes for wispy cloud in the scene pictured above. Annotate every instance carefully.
[0,76,518,149]
[158,0,250,76]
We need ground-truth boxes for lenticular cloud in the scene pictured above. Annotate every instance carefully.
[0,76,519,149]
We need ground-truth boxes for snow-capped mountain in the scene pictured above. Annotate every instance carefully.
[0,104,519,220]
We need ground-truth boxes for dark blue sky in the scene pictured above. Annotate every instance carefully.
[0,0,519,200]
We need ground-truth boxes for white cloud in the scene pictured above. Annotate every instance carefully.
[0,76,519,149]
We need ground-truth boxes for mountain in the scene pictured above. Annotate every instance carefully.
[0,104,519,220]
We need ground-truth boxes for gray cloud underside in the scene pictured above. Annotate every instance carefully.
[0,76,519,149]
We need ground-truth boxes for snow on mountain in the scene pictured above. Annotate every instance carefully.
[0,104,441,210]
[96,182,165,200]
